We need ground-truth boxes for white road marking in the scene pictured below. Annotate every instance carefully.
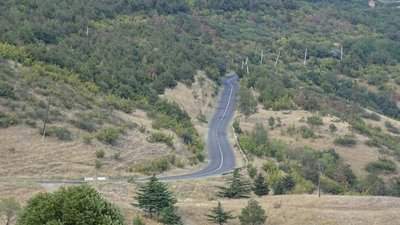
[199,76,236,176]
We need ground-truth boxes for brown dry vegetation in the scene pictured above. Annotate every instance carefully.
[238,107,400,178]
[0,61,217,180]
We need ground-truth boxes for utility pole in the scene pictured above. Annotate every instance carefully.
[245,56,249,75]
[260,50,264,65]
[340,45,343,61]
[274,51,281,67]
[304,48,308,65]
[42,94,52,141]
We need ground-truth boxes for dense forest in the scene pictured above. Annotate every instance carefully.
[1,0,400,196]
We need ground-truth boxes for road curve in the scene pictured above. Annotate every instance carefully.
[160,74,239,181]
[0,75,239,184]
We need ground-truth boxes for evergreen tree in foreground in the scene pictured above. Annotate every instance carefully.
[206,202,234,225]
[158,206,183,225]
[135,175,176,218]
[239,199,267,225]
[218,169,251,199]
[253,173,270,197]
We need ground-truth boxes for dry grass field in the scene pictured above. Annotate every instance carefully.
[0,71,218,180]
[1,179,400,225]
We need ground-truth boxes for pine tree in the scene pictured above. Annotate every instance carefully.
[158,206,183,225]
[273,180,284,195]
[218,169,251,199]
[253,173,270,197]
[282,174,296,193]
[206,202,234,225]
[239,199,266,225]
[135,175,176,218]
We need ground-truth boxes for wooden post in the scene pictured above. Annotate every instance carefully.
[274,51,281,67]
[318,162,321,197]
[304,48,308,65]
[42,94,52,141]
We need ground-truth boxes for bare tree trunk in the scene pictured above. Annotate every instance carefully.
[260,50,264,65]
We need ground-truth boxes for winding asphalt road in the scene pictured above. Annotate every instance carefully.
[0,75,239,184]
[160,74,239,181]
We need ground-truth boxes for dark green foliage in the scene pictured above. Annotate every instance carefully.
[239,199,266,225]
[334,135,357,147]
[233,119,243,134]
[306,116,324,126]
[147,132,174,148]
[158,207,182,225]
[133,156,176,175]
[384,121,400,134]
[17,185,125,225]
[247,164,258,179]
[0,112,19,128]
[329,123,337,134]
[366,158,397,174]
[238,87,257,118]
[273,180,285,195]
[0,81,15,99]
[218,169,251,199]
[391,178,400,197]
[95,149,105,159]
[206,202,234,225]
[135,175,176,218]
[43,126,72,141]
[132,215,146,225]
[299,126,315,139]
[282,174,296,193]
[253,173,270,197]
[96,127,123,145]
[70,119,96,132]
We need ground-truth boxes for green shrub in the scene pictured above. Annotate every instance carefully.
[366,158,397,173]
[320,176,346,194]
[138,124,147,133]
[361,112,381,121]
[132,215,146,225]
[25,119,37,128]
[70,119,96,132]
[299,126,315,139]
[365,139,381,148]
[83,134,94,144]
[262,160,278,173]
[196,111,207,123]
[95,159,102,169]
[334,135,356,147]
[96,149,105,159]
[306,116,324,126]
[385,121,400,134]
[133,156,177,174]
[147,132,174,148]
[0,81,16,99]
[0,112,19,128]
[43,126,72,141]
[96,127,122,145]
